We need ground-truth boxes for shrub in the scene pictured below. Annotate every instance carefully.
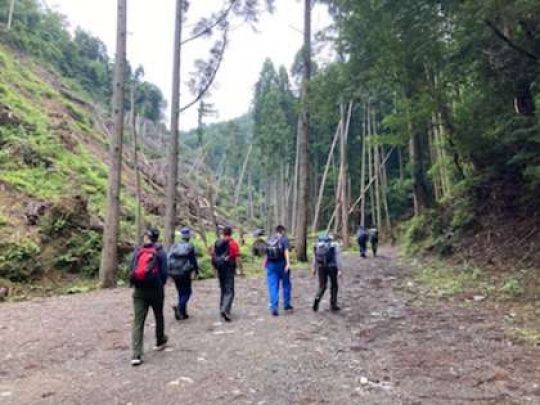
[0,239,42,282]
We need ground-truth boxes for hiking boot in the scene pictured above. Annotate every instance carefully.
[153,335,168,351]
[284,305,294,311]
[179,307,189,320]
[131,356,143,367]
[221,312,231,322]
[172,305,180,321]
[313,299,320,312]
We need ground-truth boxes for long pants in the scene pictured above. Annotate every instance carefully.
[358,236,368,257]
[266,261,292,312]
[315,266,338,308]
[371,238,379,256]
[132,287,165,358]
[173,274,192,315]
[218,265,235,315]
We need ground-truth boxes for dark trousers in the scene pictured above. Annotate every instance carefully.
[315,266,338,308]
[371,238,379,256]
[132,287,165,358]
[358,236,368,257]
[218,265,235,315]
[173,274,192,315]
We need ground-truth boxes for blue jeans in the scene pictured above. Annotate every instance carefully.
[266,260,292,312]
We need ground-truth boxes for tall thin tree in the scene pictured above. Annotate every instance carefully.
[359,102,368,227]
[99,0,127,288]
[164,0,184,247]
[6,0,15,30]
[294,0,311,262]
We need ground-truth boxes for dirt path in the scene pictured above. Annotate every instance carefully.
[1,247,539,404]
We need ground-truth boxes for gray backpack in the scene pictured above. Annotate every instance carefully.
[168,242,195,277]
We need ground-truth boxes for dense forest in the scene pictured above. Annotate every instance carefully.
[0,0,539,293]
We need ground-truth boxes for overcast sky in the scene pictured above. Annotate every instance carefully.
[47,0,333,130]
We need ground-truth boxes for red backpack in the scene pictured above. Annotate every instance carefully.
[130,246,160,287]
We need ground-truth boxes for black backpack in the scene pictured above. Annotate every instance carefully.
[212,239,230,269]
[168,242,195,277]
[315,241,336,267]
[266,236,285,261]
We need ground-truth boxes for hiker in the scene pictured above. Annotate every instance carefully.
[357,225,368,258]
[168,227,199,320]
[369,227,379,257]
[312,233,342,312]
[211,226,240,322]
[129,228,168,366]
[264,225,292,316]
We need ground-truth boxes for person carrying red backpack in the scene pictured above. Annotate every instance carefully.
[129,228,168,366]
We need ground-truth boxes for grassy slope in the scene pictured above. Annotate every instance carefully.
[0,45,264,299]
[0,44,159,295]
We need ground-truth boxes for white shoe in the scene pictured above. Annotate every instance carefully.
[131,357,143,366]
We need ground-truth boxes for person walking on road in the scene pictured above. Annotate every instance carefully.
[211,226,240,322]
[168,227,199,320]
[129,228,168,366]
[264,225,292,317]
[312,233,342,312]
[369,227,379,257]
[357,225,368,258]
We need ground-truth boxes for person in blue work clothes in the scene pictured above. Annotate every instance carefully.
[264,225,293,316]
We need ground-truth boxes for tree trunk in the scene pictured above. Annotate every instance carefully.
[408,115,433,214]
[372,110,382,229]
[248,172,254,221]
[165,0,184,246]
[294,0,311,262]
[7,0,15,30]
[398,147,404,182]
[234,143,253,206]
[360,102,367,227]
[291,119,300,234]
[99,0,127,288]
[378,144,391,233]
[312,119,342,232]
[132,104,143,243]
[340,102,352,248]
[349,148,395,214]
[280,162,287,226]
[367,105,375,227]
[429,115,441,202]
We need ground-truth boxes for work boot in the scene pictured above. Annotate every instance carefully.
[221,311,231,322]
[313,298,320,312]
[172,305,180,321]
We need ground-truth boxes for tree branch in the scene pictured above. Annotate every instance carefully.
[179,29,228,113]
[181,0,237,46]
[484,19,539,62]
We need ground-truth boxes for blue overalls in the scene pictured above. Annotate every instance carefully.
[266,258,292,313]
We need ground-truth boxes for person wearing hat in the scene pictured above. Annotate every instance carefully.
[168,227,199,320]
[312,233,342,312]
[130,227,168,366]
[211,225,240,322]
